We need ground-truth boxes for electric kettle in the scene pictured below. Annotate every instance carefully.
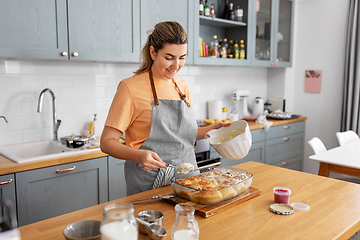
[252,97,264,117]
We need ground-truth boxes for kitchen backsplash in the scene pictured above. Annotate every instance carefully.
[0,59,267,146]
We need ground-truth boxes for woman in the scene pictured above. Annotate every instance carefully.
[101,21,230,195]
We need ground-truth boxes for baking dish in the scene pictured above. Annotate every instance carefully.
[171,166,253,205]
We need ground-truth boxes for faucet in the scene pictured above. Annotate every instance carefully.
[0,116,7,123]
[37,88,61,141]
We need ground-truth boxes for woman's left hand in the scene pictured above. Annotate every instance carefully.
[197,121,232,140]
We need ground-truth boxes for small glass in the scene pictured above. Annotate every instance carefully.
[100,202,138,240]
[172,203,199,240]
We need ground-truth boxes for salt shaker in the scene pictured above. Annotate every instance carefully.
[171,203,199,240]
[100,202,138,240]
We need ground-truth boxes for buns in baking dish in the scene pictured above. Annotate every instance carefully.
[172,167,252,205]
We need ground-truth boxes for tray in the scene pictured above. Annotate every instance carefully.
[162,187,261,218]
[266,114,300,120]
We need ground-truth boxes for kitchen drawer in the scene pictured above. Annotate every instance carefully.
[16,157,108,226]
[265,132,305,165]
[272,155,303,171]
[251,129,266,143]
[219,141,265,167]
[266,121,305,140]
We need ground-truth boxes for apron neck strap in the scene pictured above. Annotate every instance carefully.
[172,78,191,107]
[148,69,190,107]
[149,69,159,105]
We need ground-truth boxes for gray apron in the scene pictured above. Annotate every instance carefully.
[124,74,198,196]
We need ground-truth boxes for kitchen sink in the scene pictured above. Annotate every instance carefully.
[0,140,99,163]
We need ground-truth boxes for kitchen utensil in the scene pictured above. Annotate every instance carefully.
[205,120,252,160]
[130,195,174,204]
[164,186,261,218]
[252,97,264,117]
[167,163,200,174]
[63,220,101,240]
[137,210,164,234]
[136,217,167,240]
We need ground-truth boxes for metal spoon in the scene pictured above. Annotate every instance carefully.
[167,163,200,174]
[130,195,174,204]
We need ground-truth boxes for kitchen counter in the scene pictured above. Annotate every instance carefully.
[0,116,307,175]
[17,161,360,240]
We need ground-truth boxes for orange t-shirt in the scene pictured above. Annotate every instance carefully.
[105,72,192,149]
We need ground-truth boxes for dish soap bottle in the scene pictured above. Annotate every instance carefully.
[87,114,97,135]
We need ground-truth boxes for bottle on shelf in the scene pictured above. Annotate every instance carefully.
[240,40,245,59]
[227,39,233,57]
[204,0,210,17]
[232,40,240,59]
[235,5,243,22]
[222,0,229,19]
[209,35,219,58]
[222,38,229,55]
[199,0,204,16]
[228,3,235,21]
[210,4,215,18]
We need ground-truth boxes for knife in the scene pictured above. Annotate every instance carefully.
[130,194,174,204]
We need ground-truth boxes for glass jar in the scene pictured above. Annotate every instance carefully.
[171,203,199,240]
[100,202,138,240]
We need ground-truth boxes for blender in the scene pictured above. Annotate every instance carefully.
[231,89,250,119]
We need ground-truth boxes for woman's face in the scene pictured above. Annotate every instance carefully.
[150,43,187,80]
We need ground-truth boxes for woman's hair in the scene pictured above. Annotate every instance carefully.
[134,21,188,75]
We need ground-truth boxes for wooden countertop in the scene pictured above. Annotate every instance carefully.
[18,161,360,240]
[0,116,307,175]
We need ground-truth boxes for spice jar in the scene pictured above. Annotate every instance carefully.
[172,203,199,240]
[100,202,138,240]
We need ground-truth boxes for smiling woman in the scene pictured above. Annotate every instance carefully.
[100,21,230,196]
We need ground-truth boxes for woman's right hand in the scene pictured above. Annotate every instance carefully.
[138,150,167,171]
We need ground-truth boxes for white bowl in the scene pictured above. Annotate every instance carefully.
[205,120,252,160]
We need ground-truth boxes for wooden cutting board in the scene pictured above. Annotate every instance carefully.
[162,187,261,218]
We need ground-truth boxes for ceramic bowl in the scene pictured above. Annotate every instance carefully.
[63,220,101,240]
[205,120,252,160]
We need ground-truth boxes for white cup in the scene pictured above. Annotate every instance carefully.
[229,114,239,122]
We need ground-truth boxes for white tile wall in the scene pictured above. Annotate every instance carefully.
[0,59,267,145]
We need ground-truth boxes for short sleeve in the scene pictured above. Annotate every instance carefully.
[105,81,134,133]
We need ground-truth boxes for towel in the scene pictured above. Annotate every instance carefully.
[256,115,273,132]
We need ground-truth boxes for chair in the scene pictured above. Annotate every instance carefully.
[335,130,360,146]
[308,137,327,154]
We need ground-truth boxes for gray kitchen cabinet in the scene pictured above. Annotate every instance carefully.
[249,0,294,67]
[16,157,108,226]
[265,121,305,170]
[0,174,17,227]
[108,156,127,201]
[140,0,193,65]
[0,0,140,62]
[193,0,251,66]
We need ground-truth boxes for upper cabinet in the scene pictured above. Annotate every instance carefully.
[140,0,193,65]
[0,0,140,62]
[193,0,251,66]
[249,0,294,67]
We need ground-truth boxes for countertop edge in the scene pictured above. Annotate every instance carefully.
[0,116,307,175]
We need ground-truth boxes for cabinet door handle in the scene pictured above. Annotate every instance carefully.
[72,52,79,57]
[0,179,13,185]
[282,161,290,166]
[271,62,274,65]
[56,166,76,173]
[61,51,68,57]
[274,62,278,66]
[284,137,291,141]
[284,125,291,129]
